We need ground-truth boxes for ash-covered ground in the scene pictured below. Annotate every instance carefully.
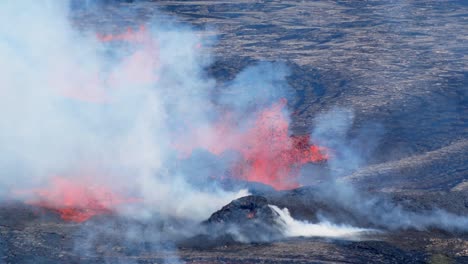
[1,0,468,263]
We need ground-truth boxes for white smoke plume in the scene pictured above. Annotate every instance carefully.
[0,0,255,222]
[306,108,468,232]
[270,205,373,239]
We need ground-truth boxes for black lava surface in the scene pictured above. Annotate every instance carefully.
[202,195,282,243]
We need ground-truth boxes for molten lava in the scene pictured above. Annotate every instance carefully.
[25,177,128,222]
[176,99,328,190]
[19,26,328,222]
[97,25,149,43]
[231,99,328,189]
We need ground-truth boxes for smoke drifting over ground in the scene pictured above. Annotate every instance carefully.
[270,205,372,239]
[302,109,468,232]
[0,0,257,223]
[1,2,467,263]
[0,0,331,231]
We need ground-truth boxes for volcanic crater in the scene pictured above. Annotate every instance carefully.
[1,0,468,264]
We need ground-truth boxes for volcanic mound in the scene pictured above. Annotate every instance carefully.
[180,196,284,248]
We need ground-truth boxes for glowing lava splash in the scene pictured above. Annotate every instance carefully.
[15,25,328,222]
[176,99,329,190]
[233,99,328,189]
[24,177,130,222]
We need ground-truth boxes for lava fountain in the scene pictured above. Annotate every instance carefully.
[174,98,329,190]
[8,23,328,222]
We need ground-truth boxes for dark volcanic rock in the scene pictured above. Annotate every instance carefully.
[202,195,284,243]
[207,195,275,225]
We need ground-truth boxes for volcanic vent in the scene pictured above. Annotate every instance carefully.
[6,7,329,223]
[203,195,284,243]
[2,1,468,264]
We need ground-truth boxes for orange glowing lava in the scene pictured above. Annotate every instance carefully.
[24,177,129,222]
[97,25,149,43]
[176,99,328,190]
[20,24,327,221]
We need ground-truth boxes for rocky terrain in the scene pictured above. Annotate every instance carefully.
[71,0,468,190]
[1,0,467,263]
[2,192,468,263]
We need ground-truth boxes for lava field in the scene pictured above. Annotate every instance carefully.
[0,1,467,263]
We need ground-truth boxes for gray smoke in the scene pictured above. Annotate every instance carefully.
[305,108,468,232]
[1,2,466,263]
[0,0,257,220]
[0,1,271,261]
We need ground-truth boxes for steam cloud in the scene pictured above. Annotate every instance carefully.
[0,0,253,221]
[270,205,372,238]
[1,2,467,263]
[305,108,468,232]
